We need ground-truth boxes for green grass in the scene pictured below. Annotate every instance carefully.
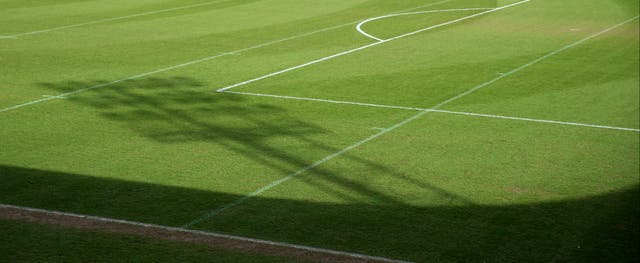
[1,0,638,262]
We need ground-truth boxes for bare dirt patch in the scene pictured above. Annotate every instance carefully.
[0,205,408,263]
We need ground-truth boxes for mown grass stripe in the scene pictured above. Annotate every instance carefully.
[0,0,455,113]
[187,11,638,228]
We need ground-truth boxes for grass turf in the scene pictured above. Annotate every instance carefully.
[1,0,638,262]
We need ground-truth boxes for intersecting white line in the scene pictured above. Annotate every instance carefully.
[187,12,639,227]
[0,0,455,113]
[216,12,639,133]
[185,0,533,228]
[217,0,531,92]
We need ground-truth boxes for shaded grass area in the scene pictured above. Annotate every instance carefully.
[1,76,415,225]
[0,218,288,263]
[30,75,412,197]
[1,165,638,262]
[202,111,639,262]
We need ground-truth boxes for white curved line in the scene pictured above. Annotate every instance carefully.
[356,7,493,42]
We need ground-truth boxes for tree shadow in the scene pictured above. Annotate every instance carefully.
[0,165,637,262]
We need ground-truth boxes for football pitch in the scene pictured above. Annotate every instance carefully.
[1,0,639,261]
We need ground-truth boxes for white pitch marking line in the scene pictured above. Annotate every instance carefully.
[0,36,17,39]
[221,90,426,111]
[220,91,640,132]
[432,110,640,132]
[0,0,455,114]
[221,52,239,56]
[355,7,493,42]
[186,0,531,227]
[216,41,384,92]
[0,204,412,263]
[42,95,67,99]
[216,0,531,92]
[6,0,234,38]
[224,15,640,132]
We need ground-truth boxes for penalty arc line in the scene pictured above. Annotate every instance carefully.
[186,13,640,228]
[356,7,494,42]
[0,0,455,114]
[186,0,532,227]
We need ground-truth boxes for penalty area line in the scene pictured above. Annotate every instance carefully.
[221,91,640,132]
[217,14,640,134]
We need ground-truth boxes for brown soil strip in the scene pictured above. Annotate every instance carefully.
[0,205,409,263]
